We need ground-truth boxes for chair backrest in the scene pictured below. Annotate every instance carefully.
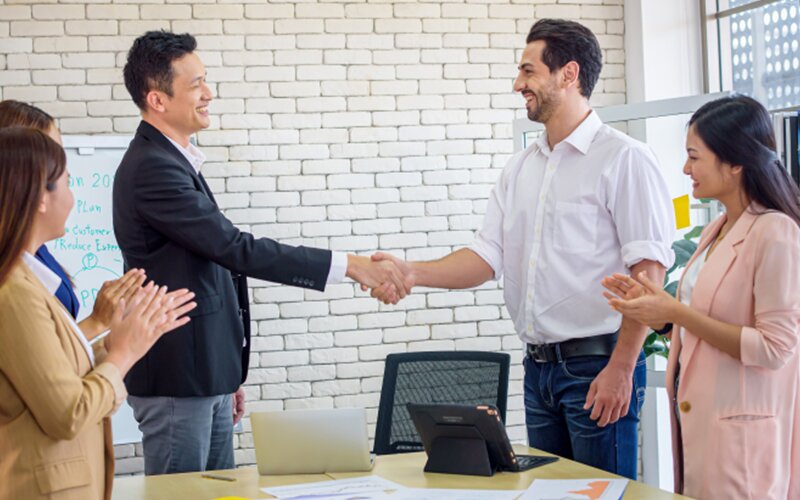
[373,350,510,455]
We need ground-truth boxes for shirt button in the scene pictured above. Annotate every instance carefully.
[679,401,691,413]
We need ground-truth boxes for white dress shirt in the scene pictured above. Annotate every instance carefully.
[164,135,347,284]
[22,252,95,366]
[470,111,675,344]
[678,245,708,343]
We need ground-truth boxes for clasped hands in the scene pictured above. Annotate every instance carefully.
[346,252,414,305]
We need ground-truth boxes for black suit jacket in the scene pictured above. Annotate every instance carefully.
[113,121,332,397]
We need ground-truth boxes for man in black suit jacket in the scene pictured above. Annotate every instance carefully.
[114,31,407,475]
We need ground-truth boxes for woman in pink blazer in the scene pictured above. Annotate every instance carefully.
[602,95,800,499]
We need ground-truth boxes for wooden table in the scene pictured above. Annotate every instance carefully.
[112,445,690,499]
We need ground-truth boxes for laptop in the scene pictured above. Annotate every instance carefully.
[251,408,375,475]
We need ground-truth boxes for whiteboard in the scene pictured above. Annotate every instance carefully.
[49,136,141,445]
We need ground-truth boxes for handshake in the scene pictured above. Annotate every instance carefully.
[346,252,415,305]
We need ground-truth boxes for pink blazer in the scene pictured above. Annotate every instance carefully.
[666,205,800,499]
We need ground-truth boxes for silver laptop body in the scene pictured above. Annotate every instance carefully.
[251,408,374,475]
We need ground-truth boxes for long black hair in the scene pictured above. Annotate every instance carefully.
[689,94,800,226]
[0,127,66,286]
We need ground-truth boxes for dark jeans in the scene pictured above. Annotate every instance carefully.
[523,350,646,480]
[128,394,235,475]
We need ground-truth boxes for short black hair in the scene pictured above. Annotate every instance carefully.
[123,31,197,111]
[526,19,602,99]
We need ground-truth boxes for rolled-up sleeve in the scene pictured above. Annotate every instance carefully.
[740,216,800,369]
[606,145,675,269]
[469,172,507,279]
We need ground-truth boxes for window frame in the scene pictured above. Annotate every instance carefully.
[702,0,800,112]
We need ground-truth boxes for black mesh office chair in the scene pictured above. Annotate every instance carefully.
[373,351,510,455]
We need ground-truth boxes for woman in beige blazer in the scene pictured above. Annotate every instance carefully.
[0,99,147,344]
[0,127,196,499]
[603,95,800,498]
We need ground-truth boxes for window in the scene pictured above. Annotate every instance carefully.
[707,0,800,110]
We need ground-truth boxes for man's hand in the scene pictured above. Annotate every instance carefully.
[345,254,410,304]
[233,386,246,426]
[583,362,633,427]
[369,252,415,304]
[586,262,663,428]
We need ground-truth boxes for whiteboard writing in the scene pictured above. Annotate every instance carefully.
[49,136,141,445]
[49,147,125,314]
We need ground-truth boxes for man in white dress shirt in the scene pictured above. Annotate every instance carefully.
[372,19,674,478]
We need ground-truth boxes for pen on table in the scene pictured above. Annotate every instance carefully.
[201,473,237,482]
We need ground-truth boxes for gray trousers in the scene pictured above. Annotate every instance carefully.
[128,394,234,475]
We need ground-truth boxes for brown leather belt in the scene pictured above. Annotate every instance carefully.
[526,333,617,363]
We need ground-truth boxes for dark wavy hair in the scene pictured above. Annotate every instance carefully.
[0,127,67,285]
[123,30,197,111]
[689,94,800,226]
[526,19,603,99]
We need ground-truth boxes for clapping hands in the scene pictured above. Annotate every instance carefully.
[104,282,196,375]
[601,272,677,331]
[79,268,148,339]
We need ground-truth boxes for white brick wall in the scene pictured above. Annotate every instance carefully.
[0,0,626,476]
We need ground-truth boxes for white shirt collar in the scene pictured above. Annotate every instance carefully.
[536,109,603,156]
[22,252,62,295]
[164,135,206,174]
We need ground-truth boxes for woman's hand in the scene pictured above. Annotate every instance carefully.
[601,273,646,301]
[603,272,677,330]
[80,269,147,338]
[104,282,196,376]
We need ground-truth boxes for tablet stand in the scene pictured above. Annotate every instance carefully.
[423,436,494,476]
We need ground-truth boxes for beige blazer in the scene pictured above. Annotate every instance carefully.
[666,205,800,499]
[0,263,126,500]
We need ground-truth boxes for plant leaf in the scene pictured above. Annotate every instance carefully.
[672,239,697,267]
[683,225,704,240]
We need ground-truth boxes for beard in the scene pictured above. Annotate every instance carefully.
[526,85,560,124]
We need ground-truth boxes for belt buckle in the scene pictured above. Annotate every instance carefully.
[528,344,548,363]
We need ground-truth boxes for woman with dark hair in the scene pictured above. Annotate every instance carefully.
[602,94,800,499]
[0,100,145,339]
[0,127,196,499]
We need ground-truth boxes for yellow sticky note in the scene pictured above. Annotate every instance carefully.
[673,195,690,229]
